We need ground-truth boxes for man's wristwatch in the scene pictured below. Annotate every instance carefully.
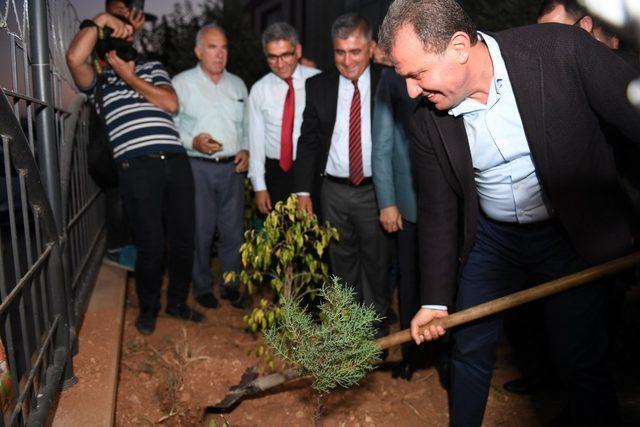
[79,19,98,30]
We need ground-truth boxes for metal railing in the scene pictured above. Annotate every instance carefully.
[0,0,106,425]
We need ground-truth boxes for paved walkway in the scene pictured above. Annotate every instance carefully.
[52,263,128,427]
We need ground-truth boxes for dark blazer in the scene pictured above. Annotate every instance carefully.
[410,24,640,307]
[293,64,382,195]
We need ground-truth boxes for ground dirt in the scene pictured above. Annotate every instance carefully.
[115,276,640,427]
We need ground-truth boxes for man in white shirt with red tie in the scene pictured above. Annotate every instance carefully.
[293,14,391,338]
[248,22,320,214]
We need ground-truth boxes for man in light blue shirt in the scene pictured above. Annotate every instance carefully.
[380,0,640,425]
[448,31,551,224]
[173,24,249,309]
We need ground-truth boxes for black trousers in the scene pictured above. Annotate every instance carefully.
[397,220,420,361]
[118,153,195,314]
[105,185,131,250]
[398,220,450,377]
[450,214,618,426]
[320,178,391,334]
[265,158,294,205]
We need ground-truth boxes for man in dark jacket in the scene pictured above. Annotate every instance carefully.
[379,0,640,425]
[294,13,391,336]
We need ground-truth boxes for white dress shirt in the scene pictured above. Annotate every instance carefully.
[247,64,320,191]
[325,66,373,178]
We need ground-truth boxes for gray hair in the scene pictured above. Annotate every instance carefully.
[379,0,477,55]
[331,13,372,42]
[196,23,226,48]
[261,22,299,52]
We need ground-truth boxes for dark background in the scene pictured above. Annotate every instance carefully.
[140,0,543,85]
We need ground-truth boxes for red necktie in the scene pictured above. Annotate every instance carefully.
[349,80,364,186]
[279,77,295,172]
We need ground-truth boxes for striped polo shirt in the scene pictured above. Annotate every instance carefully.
[89,60,186,160]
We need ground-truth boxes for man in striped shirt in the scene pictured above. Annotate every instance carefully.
[66,0,204,335]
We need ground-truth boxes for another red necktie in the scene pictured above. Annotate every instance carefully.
[279,77,295,172]
[349,80,364,186]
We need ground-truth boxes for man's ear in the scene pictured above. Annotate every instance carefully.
[450,31,471,64]
[295,43,302,60]
[610,35,620,50]
[370,39,377,59]
[578,15,594,33]
[194,45,202,61]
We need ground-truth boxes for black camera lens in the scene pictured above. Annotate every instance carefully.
[114,44,138,62]
[95,26,138,62]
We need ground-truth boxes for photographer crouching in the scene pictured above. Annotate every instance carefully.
[66,0,204,335]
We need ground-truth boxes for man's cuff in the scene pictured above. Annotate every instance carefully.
[180,134,194,150]
[421,305,448,311]
[375,194,397,211]
[250,175,267,192]
[296,192,311,196]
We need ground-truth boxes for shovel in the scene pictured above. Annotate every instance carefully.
[207,250,640,413]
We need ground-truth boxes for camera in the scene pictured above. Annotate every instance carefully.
[127,0,145,11]
[94,14,138,62]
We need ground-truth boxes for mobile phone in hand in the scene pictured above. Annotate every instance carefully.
[207,137,223,149]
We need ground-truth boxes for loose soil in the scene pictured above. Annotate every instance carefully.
[115,277,640,426]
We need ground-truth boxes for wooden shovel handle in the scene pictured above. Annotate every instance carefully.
[375,251,640,351]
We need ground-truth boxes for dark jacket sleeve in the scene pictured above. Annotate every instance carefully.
[410,108,461,307]
[293,76,323,194]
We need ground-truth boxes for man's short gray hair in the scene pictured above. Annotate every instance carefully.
[331,13,372,42]
[196,23,226,47]
[379,0,477,55]
[261,22,299,52]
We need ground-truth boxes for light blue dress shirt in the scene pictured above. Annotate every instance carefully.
[172,65,249,159]
[423,32,552,312]
[449,32,550,224]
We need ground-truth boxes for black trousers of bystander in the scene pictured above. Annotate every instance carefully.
[117,153,195,315]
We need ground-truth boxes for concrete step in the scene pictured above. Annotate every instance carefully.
[52,263,128,427]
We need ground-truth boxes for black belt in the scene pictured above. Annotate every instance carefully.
[193,155,235,164]
[118,151,185,169]
[143,151,184,160]
[122,152,185,163]
[325,175,373,187]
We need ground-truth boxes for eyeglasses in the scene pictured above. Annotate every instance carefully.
[266,51,296,63]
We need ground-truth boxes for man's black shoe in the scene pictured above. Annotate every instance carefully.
[229,295,248,309]
[503,376,558,395]
[392,361,415,381]
[165,305,205,323]
[135,313,157,335]
[220,286,240,301]
[195,293,219,309]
